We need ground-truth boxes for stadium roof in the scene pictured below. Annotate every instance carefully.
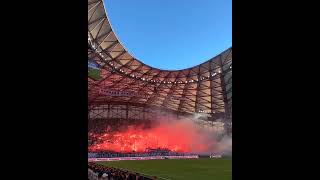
[88,0,232,116]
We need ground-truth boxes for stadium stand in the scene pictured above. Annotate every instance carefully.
[88,162,157,180]
[88,0,232,179]
[89,150,196,158]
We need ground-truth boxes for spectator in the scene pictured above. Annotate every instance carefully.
[101,173,108,180]
[89,162,157,180]
[135,173,139,180]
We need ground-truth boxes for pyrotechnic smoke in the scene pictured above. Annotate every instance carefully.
[193,113,232,155]
[89,113,232,155]
[214,135,232,156]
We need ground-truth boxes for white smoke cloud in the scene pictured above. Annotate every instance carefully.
[152,112,232,155]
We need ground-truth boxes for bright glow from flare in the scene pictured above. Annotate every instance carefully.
[89,120,214,153]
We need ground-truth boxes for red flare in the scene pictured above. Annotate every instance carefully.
[89,121,212,153]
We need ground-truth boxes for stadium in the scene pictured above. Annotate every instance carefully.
[88,0,232,179]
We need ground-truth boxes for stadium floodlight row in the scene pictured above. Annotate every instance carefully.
[88,0,232,124]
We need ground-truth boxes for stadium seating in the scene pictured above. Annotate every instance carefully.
[88,150,196,158]
[88,162,157,180]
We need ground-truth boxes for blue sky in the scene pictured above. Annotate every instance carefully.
[104,0,232,70]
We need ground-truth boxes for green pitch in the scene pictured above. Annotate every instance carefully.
[98,158,232,180]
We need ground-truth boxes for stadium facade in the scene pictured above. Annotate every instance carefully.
[88,0,232,133]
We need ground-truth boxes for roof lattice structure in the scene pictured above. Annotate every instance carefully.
[88,0,232,118]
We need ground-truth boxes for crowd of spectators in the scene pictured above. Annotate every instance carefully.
[88,118,152,135]
[89,149,196,158]
[88,162,157,180]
